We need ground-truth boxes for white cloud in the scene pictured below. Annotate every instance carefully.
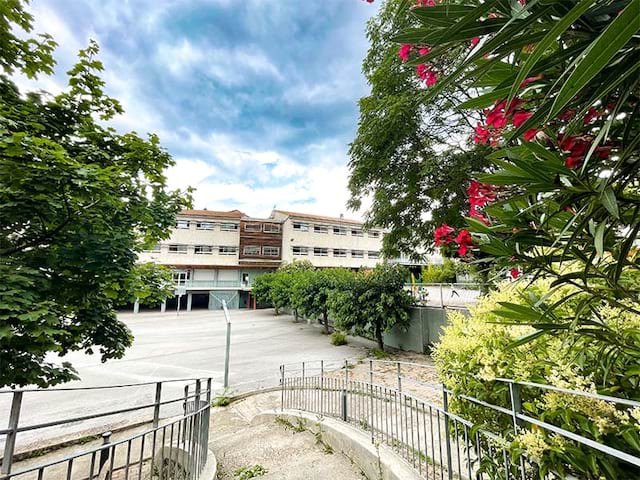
[165,158,218,192]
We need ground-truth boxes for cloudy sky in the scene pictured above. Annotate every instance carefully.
[17,0,379,219]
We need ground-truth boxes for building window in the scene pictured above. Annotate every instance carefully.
[314,225,329,234]
[351,250,364,258]
[368,251,379,259]
[293,222,309,232]
[333,226,347,235]
[243,245,261,255]
[175,220,190,229]
[196,222,215,230]
[351,229,363,237]
[194,245,214,255]
[219,246,237,255]
[262,246,280,256]
[172,270,190,285]
[220,223,239,231]
[314,247,329,257]
[368,231,380,238]
[168,244,188,254]
[244,223,262,232]
[333,249,347,257]
[263,223,281,233]
[293,246,308,256]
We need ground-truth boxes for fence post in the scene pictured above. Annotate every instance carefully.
[1,391,23,476]
[341,359,349,422]
[320,360,325,415]
[396,362,402,392]
[280,365,285,411]
[509,381,528,480]
[442,387,453,480]
[369,360,374,442]
[302,361,306,411]
[98,431,112,477]
[223,300,231,389]
[153,381,162,429]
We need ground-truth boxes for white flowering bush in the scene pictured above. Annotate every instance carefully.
[433,279,640,479]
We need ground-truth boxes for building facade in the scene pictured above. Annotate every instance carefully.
[137,209,385,310]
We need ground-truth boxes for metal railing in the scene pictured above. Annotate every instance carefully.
[177,280,250,289]
[279,359,640,479]
[0,378,212,480]
[404,283,481,308]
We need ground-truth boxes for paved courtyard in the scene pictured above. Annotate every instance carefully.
[0,308,371,453]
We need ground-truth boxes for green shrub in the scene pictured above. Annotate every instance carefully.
[330,331,347,346]
[211,395,231,407]
[369,348,389,359]
[434,279,640,479]
[421,259,457,283]
[233,465,267,479]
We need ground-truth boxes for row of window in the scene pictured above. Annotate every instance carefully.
[158,244,238,255]
[292,222,380,238]
[292,246,379,259]
[242,245,280,256]
[243,223,281,233]
[175,220,239,231]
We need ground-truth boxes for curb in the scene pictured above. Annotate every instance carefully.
[252,410,421,480]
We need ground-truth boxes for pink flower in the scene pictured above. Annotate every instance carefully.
[415,0,436,6]
[510,268,521,279]
[523,129,539,142]
[469,206,490,225]
[512,110,533,128]
[455,229,473,256]
[399,43,412,62]
[416,63,438,87]
[419,46,431,56]
[518,0,526,5]
[470,36,480,47]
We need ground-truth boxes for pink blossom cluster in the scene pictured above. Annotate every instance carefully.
[434,225,474,256]
[473,97,538,147]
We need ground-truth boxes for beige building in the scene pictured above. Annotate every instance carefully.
[137,208,385,310]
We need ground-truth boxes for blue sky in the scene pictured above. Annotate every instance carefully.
[17,0,379,218]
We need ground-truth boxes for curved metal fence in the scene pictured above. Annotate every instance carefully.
[279,359,640,480]
[0,378,212,480]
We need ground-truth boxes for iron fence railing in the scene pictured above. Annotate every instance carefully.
[0,378,212,480]
[279,359,640,480]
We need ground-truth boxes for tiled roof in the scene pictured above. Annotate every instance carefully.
[273,210,363,226]
[180,209,246,219]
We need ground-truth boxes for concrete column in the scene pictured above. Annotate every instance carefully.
[160,300,166,313]
[133,298,139,314]
[187,293,193,312]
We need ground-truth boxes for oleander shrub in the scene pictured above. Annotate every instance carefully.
[433,279,640,479]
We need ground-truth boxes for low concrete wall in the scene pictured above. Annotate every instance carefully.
[383,306,465,354]
[252,411,421,480]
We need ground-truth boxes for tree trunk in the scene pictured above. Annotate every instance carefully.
[375,323,384,351]
[294,309,299,322]
[322,311,329,334]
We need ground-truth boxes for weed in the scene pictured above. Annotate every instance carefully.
[370,348,389,359]
[330,331,347,346]
[212,395,231,407]
[233,464,267,479]
[275,415,306,433]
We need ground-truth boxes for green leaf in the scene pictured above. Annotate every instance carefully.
[507,0,598,105]
[600,188,619,219]
[594,222,605,257]
[549,0,640,119]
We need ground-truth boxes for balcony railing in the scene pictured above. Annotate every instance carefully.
[174,280,252,289]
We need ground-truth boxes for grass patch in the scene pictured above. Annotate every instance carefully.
[370,348,389,359]
[212,395,231,407]
[233,464,267,479]
[330,331,348,346]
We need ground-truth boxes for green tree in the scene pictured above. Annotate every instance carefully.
[252,272,276,309]
[292,268,355,334]
[0,3,190,387]
[117,263,174,307]
[421,258,457,283]
[330,264,412,350]
[348,0,491,259]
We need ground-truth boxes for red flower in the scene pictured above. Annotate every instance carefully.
[473,123,491,144]
[469,206,489,224]
[416,63,437,86]
[455,229,473,257]
[415,0,436,6]
[523,128,539,142]
[583,107,601,125]
[399,44,412,62]
[512,110,533,128]
[468,180,496,206]
[419,46,431,56]
[519,74,542,89]
[558,109,576,122]
[434,224,455,246]
[470,36,480,47]
[510,268,521,279]
[565,156,583,169]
